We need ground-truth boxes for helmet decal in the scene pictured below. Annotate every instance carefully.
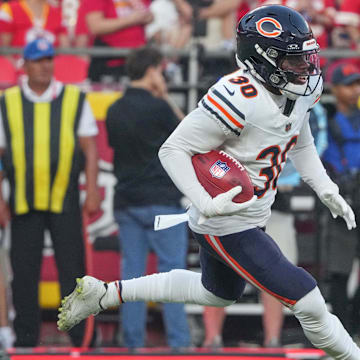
[255,17,283,38]
[302,38,318,51]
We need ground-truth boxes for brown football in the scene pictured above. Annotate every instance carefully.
[191,150,254,203]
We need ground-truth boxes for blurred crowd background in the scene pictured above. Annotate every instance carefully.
[1,0,360,353]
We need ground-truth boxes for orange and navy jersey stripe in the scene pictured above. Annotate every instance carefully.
[199,87,246,136]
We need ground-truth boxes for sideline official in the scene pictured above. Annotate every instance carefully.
[0,38,100,347]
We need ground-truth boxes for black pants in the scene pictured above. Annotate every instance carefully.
[10,206,86,347]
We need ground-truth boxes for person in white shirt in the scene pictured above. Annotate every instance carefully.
[0,38,100,347]
[57,6,360,359]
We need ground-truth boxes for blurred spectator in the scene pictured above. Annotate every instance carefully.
[203,102,328,348]
[105,46,190,350]
[172,0,193,22]
[202,305,224,347]
[0,0,69,48]
[145,0,192,50]
[322,63,360,334]
[0,38,100,347]
[74,0,95,48]
[330,26,353,50]
[337,0,360,49]
[192,0,243,51]
[83,0,153,82]
[190,0,244,87]
[288,0,336,53]
[145,0,193,86]
[61,0,79,37]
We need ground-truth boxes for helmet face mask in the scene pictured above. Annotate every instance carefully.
[236,5,322,99]
[279,52,320,81]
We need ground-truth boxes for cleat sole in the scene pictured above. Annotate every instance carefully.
[57,278,85,331]
[57,276,106,332]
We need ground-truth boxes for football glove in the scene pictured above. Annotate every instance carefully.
[319,189,356,230]
[201,186,257,218]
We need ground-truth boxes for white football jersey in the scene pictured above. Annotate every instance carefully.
[160,68,324,235]
[196,68,322,233]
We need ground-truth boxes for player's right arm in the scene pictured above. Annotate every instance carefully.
[159,107,255,218]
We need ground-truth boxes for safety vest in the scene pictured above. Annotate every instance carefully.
[1,85,85,214]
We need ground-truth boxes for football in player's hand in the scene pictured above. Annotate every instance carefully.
[192,150,254,203]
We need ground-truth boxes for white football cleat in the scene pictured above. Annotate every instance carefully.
[57,276,108,332]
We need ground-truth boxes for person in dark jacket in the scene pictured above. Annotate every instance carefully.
[105,46,190,350]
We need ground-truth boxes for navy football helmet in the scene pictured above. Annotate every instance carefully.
[236,5,321,99]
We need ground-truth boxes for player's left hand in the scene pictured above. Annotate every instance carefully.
[319,189,356,230]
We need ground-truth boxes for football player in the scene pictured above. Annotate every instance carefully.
[58,5,359,358]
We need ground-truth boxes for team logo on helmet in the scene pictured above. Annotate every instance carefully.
[255,17,283,38]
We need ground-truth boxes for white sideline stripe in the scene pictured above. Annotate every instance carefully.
[185,303,332,315]
[185,303,292,315]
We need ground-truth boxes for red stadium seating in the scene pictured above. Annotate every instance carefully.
[54,55,89,83]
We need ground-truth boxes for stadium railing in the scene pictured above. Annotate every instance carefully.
[0,46,359,111]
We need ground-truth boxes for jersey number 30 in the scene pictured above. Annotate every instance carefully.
[254,136,298,198]
[229,76,258,98]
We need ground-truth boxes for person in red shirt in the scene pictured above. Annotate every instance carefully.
[195,0,244,51]
[80,0,153,82]
[0,0,69,47]
[74,0,94,48]
[337,0,360,49]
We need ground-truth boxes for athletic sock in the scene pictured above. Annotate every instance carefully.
[100,281,122,309]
